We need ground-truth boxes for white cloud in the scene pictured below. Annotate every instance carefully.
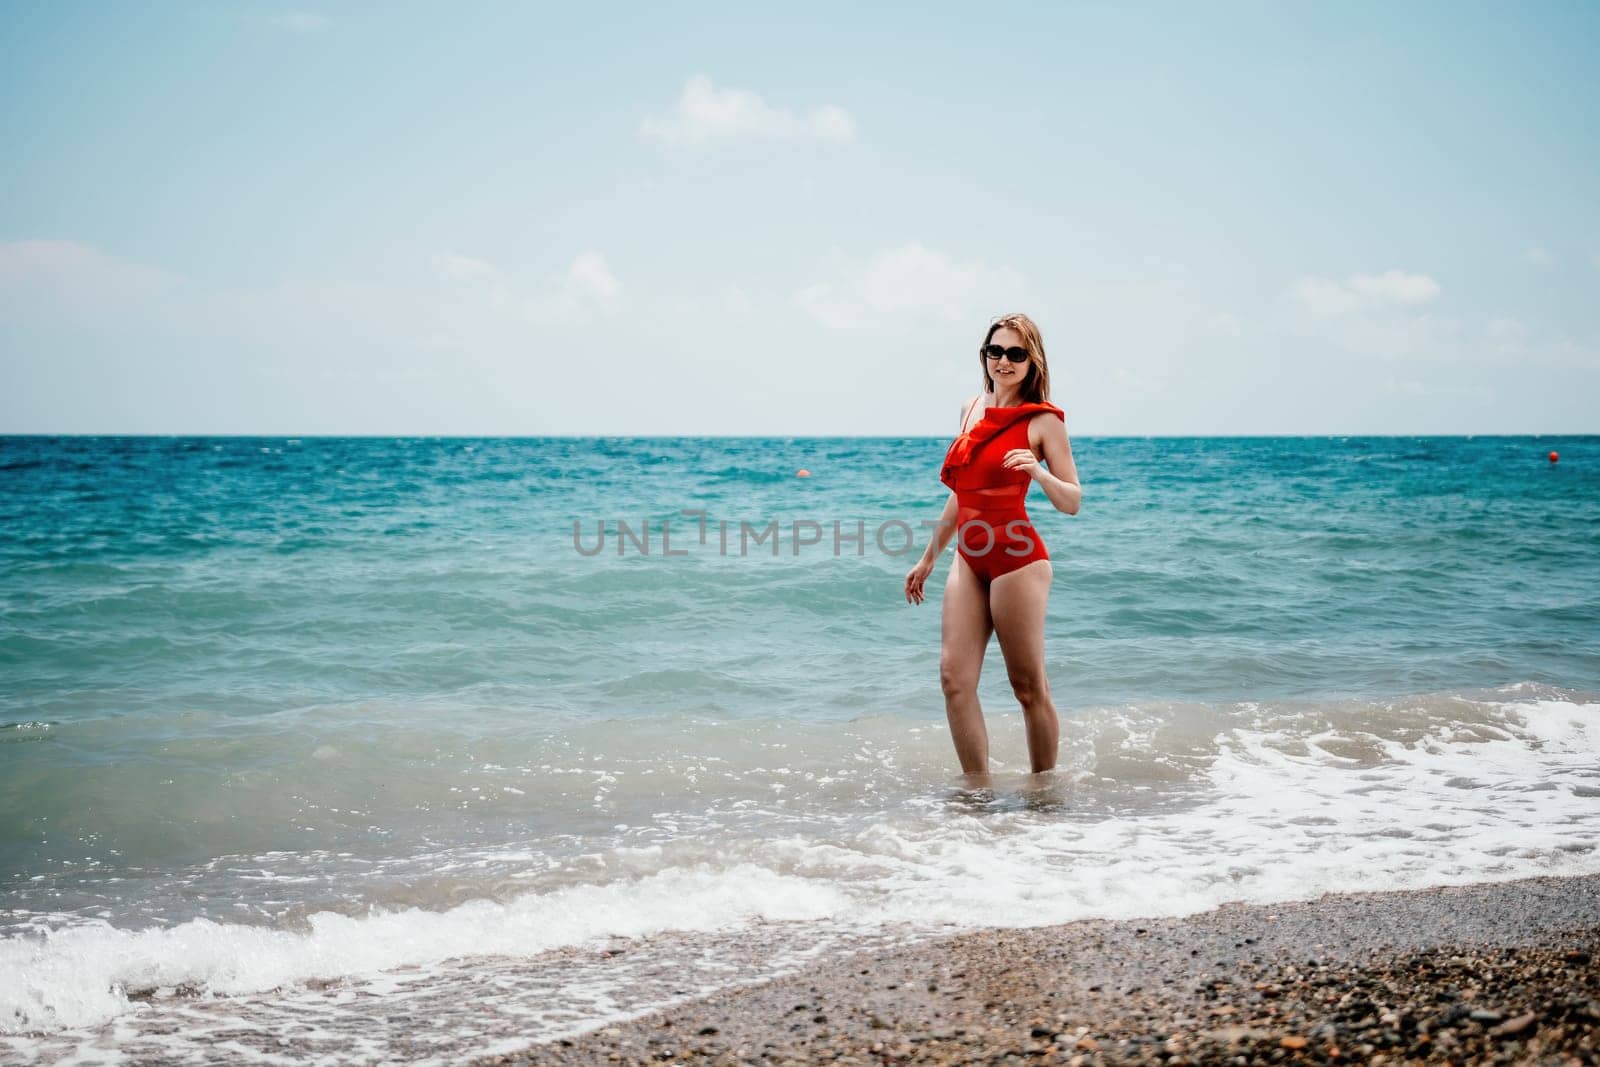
[1380,376,1491,402]
[640,74,856,146]
[523,251,621,325]
[1550,340,1600,370]
[1323,312,1459,360]
[794,242,1024,330]
[1520,246,1552,267]
[1284,273,1591,368]
[0,239,631,360]
[1291,270,1440,318]
[567,250,618,301]
[1207,312,1244,337]
[720,284,752,314]
[1141,255,1191,278]
[435,252,495,283]
[271,12,328,31]
[428,248,619,324]
[1349,271,1440,304]
[0,239,174,294]
[1487,315,1527,355]
[0,240,184,331]
[1284,268,1457,361]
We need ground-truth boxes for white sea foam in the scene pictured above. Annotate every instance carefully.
[2,695,1596,1063]
[0,862,845,1034]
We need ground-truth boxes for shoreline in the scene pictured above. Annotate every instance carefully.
[472,872,1600,1065]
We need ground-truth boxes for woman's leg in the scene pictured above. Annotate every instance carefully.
[940,552,993,777]
[990,559,1059,773]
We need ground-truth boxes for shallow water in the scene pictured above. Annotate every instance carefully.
[2,434,1597,1060]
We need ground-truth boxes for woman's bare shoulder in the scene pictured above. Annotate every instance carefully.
[958,393,986,429]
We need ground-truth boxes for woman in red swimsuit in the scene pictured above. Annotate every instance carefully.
[904,313,1082,779]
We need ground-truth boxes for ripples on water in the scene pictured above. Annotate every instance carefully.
[1,435,1597,1060]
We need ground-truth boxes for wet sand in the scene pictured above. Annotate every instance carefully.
[470,872,1600,1065]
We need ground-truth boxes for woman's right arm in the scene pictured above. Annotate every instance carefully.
[920,394,977,564]
[919,490,959,565]
[906,489,956,604]
[906,397,974,604]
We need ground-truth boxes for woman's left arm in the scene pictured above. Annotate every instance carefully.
[1004,414,1082,515]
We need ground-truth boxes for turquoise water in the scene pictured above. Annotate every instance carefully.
[2,434,1598,1058]
[5,436,1595,718]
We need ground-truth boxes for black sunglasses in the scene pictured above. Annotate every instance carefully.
[980,344,1029,363]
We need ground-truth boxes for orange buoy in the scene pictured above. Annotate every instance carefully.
[796,469,811,477]
[1549,451,1559,464]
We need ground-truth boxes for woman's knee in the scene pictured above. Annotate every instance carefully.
[1007,668,1050,707]
[940,655,979,699]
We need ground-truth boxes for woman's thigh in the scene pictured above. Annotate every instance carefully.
[989,559,1052,684]
[940,553,994,687]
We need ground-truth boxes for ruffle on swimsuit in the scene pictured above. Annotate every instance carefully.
[939,401,1066,491]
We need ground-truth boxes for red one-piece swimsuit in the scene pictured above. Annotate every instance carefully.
[939,399,1065,583]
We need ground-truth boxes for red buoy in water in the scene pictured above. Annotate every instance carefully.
[1548,451,1559,464]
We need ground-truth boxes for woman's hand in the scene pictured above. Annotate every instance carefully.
[905,556,935,605]
[1002,448,1043,478]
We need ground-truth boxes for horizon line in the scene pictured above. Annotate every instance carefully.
[1,432,1595,441]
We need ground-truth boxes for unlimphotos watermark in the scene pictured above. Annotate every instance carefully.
[571,509,1039,558]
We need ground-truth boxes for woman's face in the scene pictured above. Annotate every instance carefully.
[987,325,1030,389]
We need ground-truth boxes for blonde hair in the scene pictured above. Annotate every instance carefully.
[979,313,1051,404]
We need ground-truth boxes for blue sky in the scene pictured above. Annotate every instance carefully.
[2,1,1596,434]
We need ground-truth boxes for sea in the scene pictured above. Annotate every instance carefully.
[2,434,1597,1064]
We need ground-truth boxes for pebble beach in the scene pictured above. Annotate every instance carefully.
[485,872,1600,1066]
